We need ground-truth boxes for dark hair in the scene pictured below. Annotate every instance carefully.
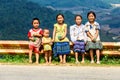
[32,18,40,24]
[87,11,96,19]
[75,15,82,20]
[43,29,49,31]
[56,13,64,20]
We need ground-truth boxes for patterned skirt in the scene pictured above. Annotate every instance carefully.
[85,41,103,51]
[53,42,70,57]
[73,40,85,53]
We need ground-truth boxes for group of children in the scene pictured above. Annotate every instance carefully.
[27,11,103,64]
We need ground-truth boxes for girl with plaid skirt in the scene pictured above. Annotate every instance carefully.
[85,11,103,64]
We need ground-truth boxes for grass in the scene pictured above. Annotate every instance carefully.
[0,54,120,66]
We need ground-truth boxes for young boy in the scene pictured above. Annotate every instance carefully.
[42,29,52,64]
[28,18,43,64]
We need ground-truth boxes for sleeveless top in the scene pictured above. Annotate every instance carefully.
[42,37,52,51]
[54,23,69,42]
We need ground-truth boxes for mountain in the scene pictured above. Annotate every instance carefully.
[28,0,111,9]
[28,0,120,28]
[0,0,74,40]
[101,0,120,4]
[0,0,117,41]
[100,7,120,28]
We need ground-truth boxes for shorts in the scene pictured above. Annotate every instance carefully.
[29,45,40,53]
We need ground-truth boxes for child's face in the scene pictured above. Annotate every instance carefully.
[88,13,95,22]
[32,20,39,29]
[75,16,82,25]
[43,30,49,37]
[57,15,64,24]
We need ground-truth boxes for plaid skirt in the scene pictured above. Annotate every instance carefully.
[73,40,85,53]
[53,42,70,57]
[85,41,103,51]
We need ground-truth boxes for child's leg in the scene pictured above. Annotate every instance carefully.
[90,49,94,63]
[29,50,33,63]
[59,55,63,63]
[35,47,39,64]
[35,53,39,64]
[75,52,79,63]
[81,53,85,63]
[96,49,100,64]
[48,51,52,63]
[63,54,66,64]
[44,51,49,64]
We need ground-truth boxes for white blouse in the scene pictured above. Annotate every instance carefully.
[85,21,101,41]
[70,24,87,42]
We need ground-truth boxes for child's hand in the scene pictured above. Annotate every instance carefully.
[52,39,54,42]
[59,36,65,40]
[33,33,42,38]
[92,38,96,43]
[33,33,37,37]
[30,37,36,42]
[49,42,53,45]
[33,33,39,37]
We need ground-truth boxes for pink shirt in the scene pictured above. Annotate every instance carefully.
[28,28,43,47]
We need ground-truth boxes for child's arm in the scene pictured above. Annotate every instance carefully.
[86,31,94,41]
[28,37,35,42]
[28,31,35,41]
[33,29,43,37]
[70,26,77,42]
[52,26,56,42]
[94,24,100,40]
[94,29,99,40]
[60,26,67,40]
[33,33,42,37]
[83,30,87,43]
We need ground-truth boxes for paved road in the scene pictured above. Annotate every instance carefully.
[0,64,120,80]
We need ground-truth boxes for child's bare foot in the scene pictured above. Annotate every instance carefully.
[29,60,32,64]
[49,61,52,64]
[60,61,63,64]
[45,62,49,64]
[35,61,39,64]
[63,61,66,64]
[90,60,94,64]
[81,61,85,64]
[96,61,100,64]
[75,61,80,64]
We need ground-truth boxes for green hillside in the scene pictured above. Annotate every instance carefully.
[99,7,120,28]
[28,0,111,9]
[0,0,74,40]
[0,0,117,41]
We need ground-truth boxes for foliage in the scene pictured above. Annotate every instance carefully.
[1,54,120,65]
[0,54,28,63]
[101,55,120,64]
